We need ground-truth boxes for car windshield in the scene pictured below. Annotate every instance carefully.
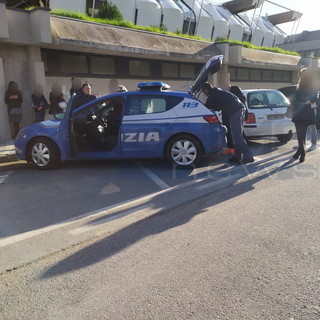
[247,90,290,109]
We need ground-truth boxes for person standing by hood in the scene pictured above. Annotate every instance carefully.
[5,81,23,139]
[201,82,254,164]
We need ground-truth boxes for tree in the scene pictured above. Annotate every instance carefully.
[97,2,123,21]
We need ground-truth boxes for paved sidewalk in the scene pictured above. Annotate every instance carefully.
[0,140,16,163]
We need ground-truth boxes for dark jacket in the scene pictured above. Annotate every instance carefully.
[31,94,49,112]
[70,87,83,97]
[49,92,65,115]
[5,90,23,112]
[72,94,97,111]
[205,87,245,118]
[229,85,246,104]
[291,89,320,125]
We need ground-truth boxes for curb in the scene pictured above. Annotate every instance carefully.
[0,154,17,164]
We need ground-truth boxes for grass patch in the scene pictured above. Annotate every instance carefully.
[50,9,209,41]
[215,37,300,56]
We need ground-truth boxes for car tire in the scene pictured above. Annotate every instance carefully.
[28,138,61,170]
[277,132,293,143]
[166,134,203,167]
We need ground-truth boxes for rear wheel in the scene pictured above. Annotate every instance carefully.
[28,138,61,170]
[166,135,203,167]
[277,132,293,143]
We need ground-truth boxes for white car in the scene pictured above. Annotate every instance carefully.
[242,89,295,143]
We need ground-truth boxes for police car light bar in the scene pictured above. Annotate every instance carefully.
[138,82,171,91]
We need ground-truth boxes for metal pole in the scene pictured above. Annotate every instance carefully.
[195,0,204,36]
[92,0,96,17]
[187,0,196,35]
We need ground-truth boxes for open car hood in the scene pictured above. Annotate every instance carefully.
[190,55,223,95]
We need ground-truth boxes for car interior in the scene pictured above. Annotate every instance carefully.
[72,97,124,152]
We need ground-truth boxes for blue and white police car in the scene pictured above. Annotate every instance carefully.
[15,55,227,169]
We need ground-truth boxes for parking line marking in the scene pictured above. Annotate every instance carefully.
[137,164,170,190]
[69,203,156,235]
[0,171,13,185]
[196,174,243,191]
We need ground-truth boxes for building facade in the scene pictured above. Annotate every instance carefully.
[0,2,317,141]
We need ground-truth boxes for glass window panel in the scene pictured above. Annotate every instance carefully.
[90,56,115,75]
[162,63,178,78]
[237,68,250,81]
[262,70,272,81]
[180,64,195,78]
[282,71,292,82]
[250,69,261,81]
[129,60,150,77]
[273,70,282,81]
[229,67,236,81]
[60,54,88,74]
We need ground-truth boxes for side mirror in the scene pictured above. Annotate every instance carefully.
[54,113,65,120]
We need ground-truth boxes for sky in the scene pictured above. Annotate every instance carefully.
[249,0,319,35]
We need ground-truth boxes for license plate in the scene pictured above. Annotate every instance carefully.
[267,114,285,120]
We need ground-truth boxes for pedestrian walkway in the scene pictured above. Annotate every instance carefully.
[0,140,15,160]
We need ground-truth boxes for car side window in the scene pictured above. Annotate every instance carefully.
[124,95,183,115]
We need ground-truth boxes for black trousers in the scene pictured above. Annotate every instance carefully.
[222,116,234,149]
[295,123,309,151]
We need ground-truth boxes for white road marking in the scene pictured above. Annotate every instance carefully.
[0,176,209,248]
[196,174,243,191]
[0,171,13,185]
[69,203,156,235]
[137,164,170,190]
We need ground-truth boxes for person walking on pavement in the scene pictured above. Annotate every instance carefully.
[5,81,23,139]
[202,82,254,164]
[219,73,247,156]
[291,69,320,162]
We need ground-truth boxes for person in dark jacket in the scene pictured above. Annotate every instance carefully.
[31,84,49,122]
[69,77,83,97]
[202,82,254,164]
[219,73,247,155]
[291,69,320,162]
[71,83,97,111]
[5,81,23,139]
[49,82,66,115]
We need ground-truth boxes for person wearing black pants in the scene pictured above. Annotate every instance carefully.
[291,69,320,162]
[202,82,254,164]
[219,73,247,155]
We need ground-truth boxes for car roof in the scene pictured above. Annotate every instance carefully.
[242,89,279,93]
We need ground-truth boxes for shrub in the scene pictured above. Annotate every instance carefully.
[97,2,123,20]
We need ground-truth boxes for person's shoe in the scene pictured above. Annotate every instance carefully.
[308,144,317,151]
[293,149,302,159]
[221,147,235,155]
[242,157,255,164]
[228,156,242,164]
[299,152,306,163]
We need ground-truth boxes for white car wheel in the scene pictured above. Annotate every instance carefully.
[29,138,61,170]
[167,135,203,166]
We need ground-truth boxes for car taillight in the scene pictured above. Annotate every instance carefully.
[245,113,256,124]
[203,115,219,124]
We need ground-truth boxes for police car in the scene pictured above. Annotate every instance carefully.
[14,56,227,169]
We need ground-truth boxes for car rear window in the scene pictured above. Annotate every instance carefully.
[247,90,289,109]
[124,94,184,115]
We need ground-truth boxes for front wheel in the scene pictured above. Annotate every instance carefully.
[277,132,293,143]
[166,135,203,167]
[28,138,61,170]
